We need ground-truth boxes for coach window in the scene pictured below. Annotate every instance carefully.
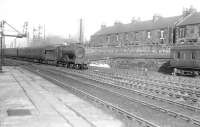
[160,30,164,39]
[125,33,129,41]
[177,52,181,59]
[107,36,110,43]
[183,53,186,60]
[116,34,119,42]
[192,52,196,59]
[135,32,139,41]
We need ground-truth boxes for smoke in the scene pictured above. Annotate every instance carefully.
[28,35,65,47]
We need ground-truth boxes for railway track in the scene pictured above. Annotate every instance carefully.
[91,72,200,102]
[6,59,200,126]
[6,59,200,107]
[53,68,200,118]
[74,68,200,104]
[14,67,97,127]
[22,65,160,127]
[100,68,200,90]
[22,64,200,127]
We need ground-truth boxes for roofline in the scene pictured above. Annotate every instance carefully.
[92,15,181,37]
[176,22,200,27]
[94,26,171,36]
[176,12,195,26]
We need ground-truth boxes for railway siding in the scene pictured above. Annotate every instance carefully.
[29,64,200,127]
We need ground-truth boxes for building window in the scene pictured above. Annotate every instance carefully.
[107,35,110,43]
[116,34,119,41]
[125,33,129,41]
[160,30,164,39]
[177,52,180,59]
[190,25,195,34]
[199,26,200,36]
[147,31,151,39]
[174,53,176,59]
[135,32,139,41]
[192,52,196,59]
[183,53,186,60]
[179,27,185,38]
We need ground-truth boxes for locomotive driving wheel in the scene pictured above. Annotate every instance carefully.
[65,63,70,68]
[75,64,80,70]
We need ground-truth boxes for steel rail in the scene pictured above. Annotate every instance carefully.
[38,66,200,126]
[23,65,160,127]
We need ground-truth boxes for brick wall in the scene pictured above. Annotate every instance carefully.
[86,45,171,59]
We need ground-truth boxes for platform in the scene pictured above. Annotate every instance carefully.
[0,66,123,127]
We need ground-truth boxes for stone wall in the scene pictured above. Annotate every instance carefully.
[86,45,171,60]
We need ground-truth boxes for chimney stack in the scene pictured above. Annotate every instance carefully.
[153,14,162,23]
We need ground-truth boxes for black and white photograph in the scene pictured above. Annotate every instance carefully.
[0,0,200,126]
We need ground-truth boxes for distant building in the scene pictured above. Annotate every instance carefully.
[90,10,200,47]
[176,12,200,44]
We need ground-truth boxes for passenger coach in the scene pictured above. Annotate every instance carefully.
[4,44,88,70]
[170,44,200,76]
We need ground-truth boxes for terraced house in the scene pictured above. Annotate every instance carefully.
[90,9,200,47]
[176,12,200,44]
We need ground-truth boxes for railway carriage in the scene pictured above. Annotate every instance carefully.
[4,44,88,69]
[18,47,44,62]
[170,45,200,76]
[3,48,18,58]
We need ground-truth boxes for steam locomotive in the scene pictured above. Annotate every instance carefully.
[4,44,88,69]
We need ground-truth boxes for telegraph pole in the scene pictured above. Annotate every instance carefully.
[0,21,5,72]
[0,20,26,72]
[43,24,45,40]
[38,25,42,40]
[79,18,83,43]
[23,22,29,44]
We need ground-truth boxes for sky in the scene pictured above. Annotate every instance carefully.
[1,0,200,46]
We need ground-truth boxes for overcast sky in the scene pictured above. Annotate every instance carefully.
[1,0,200,45]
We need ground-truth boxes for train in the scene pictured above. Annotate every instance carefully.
[170,44,200,76]
[4,44,88,69]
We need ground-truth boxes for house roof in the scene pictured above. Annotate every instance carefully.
[177,12,200,26]
[93,16,181,36]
